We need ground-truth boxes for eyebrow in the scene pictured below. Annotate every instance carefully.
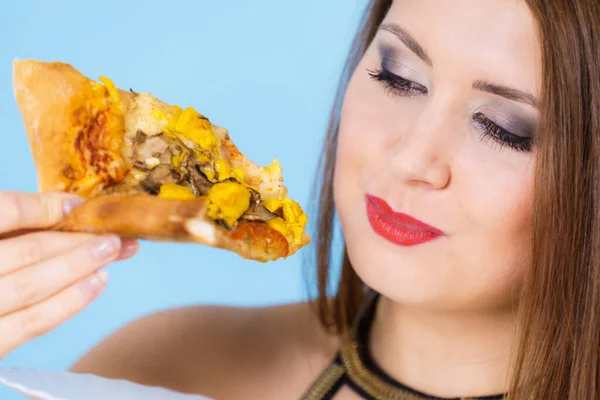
[473,80,539,108]
[380,23,433,67]
[380,23,538,108]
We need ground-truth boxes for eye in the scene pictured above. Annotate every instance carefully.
[367,67,427,98]
[472,113,533,152]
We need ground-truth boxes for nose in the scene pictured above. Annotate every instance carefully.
[388,110,452,190]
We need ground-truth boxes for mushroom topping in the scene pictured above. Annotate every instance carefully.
[132,132,184,170]
[187,164,214,196]
[241,188,278,222]
[140,164,181,194]
[130,129,279,227]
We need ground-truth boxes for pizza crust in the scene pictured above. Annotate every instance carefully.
[13,59,88,193]
[13,59,135,200]
[57,193,289,262]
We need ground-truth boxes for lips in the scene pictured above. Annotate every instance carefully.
[365,194,444,246]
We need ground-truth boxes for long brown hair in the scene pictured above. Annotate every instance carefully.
[307,0,600,398]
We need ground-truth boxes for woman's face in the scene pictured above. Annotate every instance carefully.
[334,0,541,311]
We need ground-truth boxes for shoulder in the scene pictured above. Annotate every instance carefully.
[70,300,339,399]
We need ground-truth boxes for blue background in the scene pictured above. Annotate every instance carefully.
[0,1,364,398]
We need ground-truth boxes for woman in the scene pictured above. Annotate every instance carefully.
[1,0,599,398]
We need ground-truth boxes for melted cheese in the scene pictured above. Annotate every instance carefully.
[165,107,216,151]
[172,151,187,168]
[151,108,167,121]
[215,159,245,182]
[158,183,196,200]
[207,181,251,226]
[122,94,174,164]
[263,198,283,213]
[259,159,282,176]
[99,76,121,105]
[200,165,216,181]
[215,159,230,179]
[63,76,127,197]
[233,168,245,182]
[139,97,308,247]
[266,198,307,246]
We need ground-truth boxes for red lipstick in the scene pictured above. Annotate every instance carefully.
[365,194,444,246]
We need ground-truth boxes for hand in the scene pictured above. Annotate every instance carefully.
[0,191,139,359]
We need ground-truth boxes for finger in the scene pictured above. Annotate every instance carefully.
[0,270,108,358]
[0,235,121,317]
[0,191,83,235]
[0,231,96,277]
[116,238,140,261]
[0,228,40,241]
[0,234,139,278]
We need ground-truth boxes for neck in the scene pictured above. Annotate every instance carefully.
[368,295,516,398]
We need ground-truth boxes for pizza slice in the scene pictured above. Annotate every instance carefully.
[12,59,310,262]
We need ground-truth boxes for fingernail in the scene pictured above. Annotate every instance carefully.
[63,197,84,215]
[117,239,139,260]
[80,271,108,299]
[90,236,120,260]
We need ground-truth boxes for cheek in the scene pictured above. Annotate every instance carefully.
[333,74,380,268]
[454,154,535,302]
[462,154,534,244]
[333,69,412,199]
[333,75,370,205]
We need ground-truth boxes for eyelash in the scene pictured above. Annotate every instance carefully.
[367,66,533,153]
[472,113,532,152]
[367,67,427,97]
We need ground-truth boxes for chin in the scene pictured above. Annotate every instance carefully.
[343,229,520,312]
[337,196,523,312]
[339,210,448,304]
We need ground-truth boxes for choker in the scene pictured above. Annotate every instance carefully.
[301,291,507,400]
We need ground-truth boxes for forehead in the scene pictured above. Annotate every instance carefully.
[382,0,541,96]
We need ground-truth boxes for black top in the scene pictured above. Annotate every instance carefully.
[300,292,507,400]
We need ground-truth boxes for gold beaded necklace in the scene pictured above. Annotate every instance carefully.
[300,292,507,400]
